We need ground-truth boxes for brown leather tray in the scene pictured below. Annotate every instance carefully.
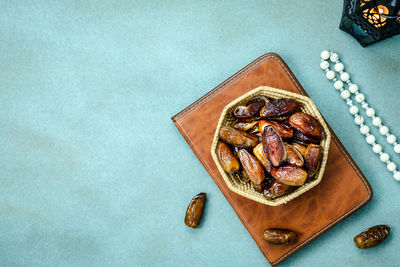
[171,53,372,266]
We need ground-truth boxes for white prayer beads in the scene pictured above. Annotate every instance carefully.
[320,50,399,181]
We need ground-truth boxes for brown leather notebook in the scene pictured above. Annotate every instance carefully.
[171,53,372,266]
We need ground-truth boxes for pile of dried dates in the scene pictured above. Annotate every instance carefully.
[217,96,325,200]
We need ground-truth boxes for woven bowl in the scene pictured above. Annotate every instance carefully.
[211,86,331,206]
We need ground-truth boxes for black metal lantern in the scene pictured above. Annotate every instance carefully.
[340,0,400,46]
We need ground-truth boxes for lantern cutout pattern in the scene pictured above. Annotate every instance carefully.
[363,5,389,28]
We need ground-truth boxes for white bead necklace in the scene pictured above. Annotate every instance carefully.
[320,50,400,181]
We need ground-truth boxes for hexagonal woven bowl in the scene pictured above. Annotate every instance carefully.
[211,86,331,206]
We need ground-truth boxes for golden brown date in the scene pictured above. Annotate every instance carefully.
[290,142,307,157]
[219,126,258,148]
[284,143,304,167]
[232,120,259,132]
[270,165,308,186]
[259,120,293,139]
[263,180,294,199]
[293,130,321,145]
[289,112,324,140]
[185,193,207,228]
[238,149,265,185]
[253,143,272,173]
[304,144,322,177]
[260,98,299,118]
[354,225,390,249]
[217,141,240,173]
[263,228,297,245]
[262,126,286,167]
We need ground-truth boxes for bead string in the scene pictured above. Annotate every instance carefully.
[327,51,400,154]
[319,50,400,181]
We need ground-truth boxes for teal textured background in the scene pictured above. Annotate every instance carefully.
[1,1,399,266]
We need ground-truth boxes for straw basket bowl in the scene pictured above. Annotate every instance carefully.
[211,86,331,206]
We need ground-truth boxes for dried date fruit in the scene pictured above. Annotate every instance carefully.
[270,165,308,186]
[248,124,259,134]
[284,143,304,167]
[217,141,240,173]
[354,225,390,249]
[259,120,293,139]
[289,112,324,140]
[185,193,207,228]
[252,181,268,193]
[268,115,290,122]
[290,142,307,157]
[233,105,252,119]
[255,132,263,143]
[262,126,286,167]
[233,97,268,119]
[219,126,258,148]
[304,144,322,177]
[293,130,320,145]
[263,228,297,245]
[232,120,259,132]
[260,98,299,118]
[238,149,265,185]
[247,96,269,117]
[253,143,272,173]
[263,180,294,199]
[240,169,250,182]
